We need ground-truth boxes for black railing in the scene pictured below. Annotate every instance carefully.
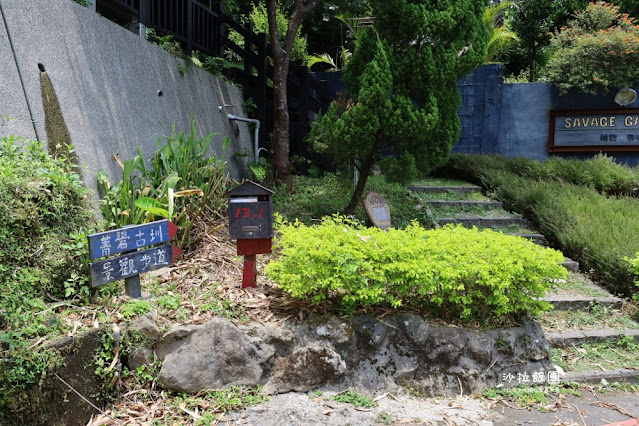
[95,0,332,153]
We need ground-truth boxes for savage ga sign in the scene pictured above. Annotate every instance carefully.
[549,109,639,152]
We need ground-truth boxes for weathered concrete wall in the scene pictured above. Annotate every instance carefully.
[0,0,252,198]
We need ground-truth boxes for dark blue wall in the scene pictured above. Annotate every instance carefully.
[456,64,639,166]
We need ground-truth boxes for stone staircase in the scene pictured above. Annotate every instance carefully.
[409,181,639,385]
[408,182,578,272]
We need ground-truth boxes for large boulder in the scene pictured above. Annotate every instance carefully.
[155,313,554,396]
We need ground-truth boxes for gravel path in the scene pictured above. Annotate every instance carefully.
[222,390,493,425]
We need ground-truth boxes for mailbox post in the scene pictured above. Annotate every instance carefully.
[228,181,274,288]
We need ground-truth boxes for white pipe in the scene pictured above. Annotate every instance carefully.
[227,113,261,164]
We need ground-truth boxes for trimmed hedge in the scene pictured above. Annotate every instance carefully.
[440,154,639,296]
[440,153,639,196]
[266,216,565,325]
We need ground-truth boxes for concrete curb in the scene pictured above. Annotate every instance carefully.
[438,216,528,228]
[564,368,639,384]
[408,185,482,194]
[542,296,624,310]
[547,329,639,347]
[424,200,503,209]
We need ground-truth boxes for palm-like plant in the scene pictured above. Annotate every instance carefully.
[484,1,519,64]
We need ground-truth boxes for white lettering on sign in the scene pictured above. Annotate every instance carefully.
[140,254,152,271]
[153,248,168,266]
[115,230,130,250]
[150,226,163,243]
[100,234,112,257]
[135,229,146,247]
[118,257,138,276]
[102,261,114,281]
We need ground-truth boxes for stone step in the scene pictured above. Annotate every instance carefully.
[424,200,503,209]
[508,233,547,245]
[542,295,623,311]
[437,217,528,228]
[564,368,639,384]
[408,185,482,194]
[560,257,580,272]
[547,329,639,348]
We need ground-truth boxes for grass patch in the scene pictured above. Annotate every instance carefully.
[539,303,639,332]
[552,337,639,373]
[332,390,374,408]
[430,205,522,219]
[274,173,431,229]
[551,273,611,298]
[482,383,581,410]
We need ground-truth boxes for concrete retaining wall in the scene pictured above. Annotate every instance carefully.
[0,0,253,198]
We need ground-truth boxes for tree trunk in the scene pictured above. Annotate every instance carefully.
[345,137,379,215]
[265,0,321,190]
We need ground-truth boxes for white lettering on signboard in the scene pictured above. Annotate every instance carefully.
[140,254,152,271]
[115,231,130,250]
[135,230,146,247]
[153,248,168,266]
[102,261,114,281]
[118,257,138,276]
[100,235,112,257]
[150,226,163,243]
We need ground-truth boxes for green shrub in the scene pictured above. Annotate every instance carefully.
[379,151,419,185]
[440,154,639,296]
[266,216,565,324]
[98,119,230,249]
[440,153,639,196]
[545,2,639,95]
[0,136,94,422]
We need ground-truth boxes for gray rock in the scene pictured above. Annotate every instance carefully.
[306,315,354,344]
[156,314,554,397]
[128,312,161,341]
[158,317,263,393]
[128,346,153,370]
[265,345,347,394]
[155,323,202,361]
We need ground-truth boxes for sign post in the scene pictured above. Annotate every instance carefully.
[87,220,182,297]
[364,191,392,230]
[228,181,274,288]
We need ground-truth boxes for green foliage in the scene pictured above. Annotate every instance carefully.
[310,0,489,211]
[483,2,519,64]
[441,153,639,196]
[379,151,419,185]
[227,3,309,65]
[266,215,565,324]
[120,299,153,319]
[441,154,639,296]
[546,2,639,94]
[72,0,92,6]
[98,119,230,249]
[273,174,431,229]
[506,0,587,81]
[332,390,374,408]
[0,136,94,421]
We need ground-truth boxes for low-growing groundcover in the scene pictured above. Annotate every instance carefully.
[439,154,639,297]
[266,216,566,325]
[0,136,97,422]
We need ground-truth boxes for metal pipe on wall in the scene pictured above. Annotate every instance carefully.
[227,113,261,165]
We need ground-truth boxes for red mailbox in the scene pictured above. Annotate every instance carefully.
[228,181,274,288]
